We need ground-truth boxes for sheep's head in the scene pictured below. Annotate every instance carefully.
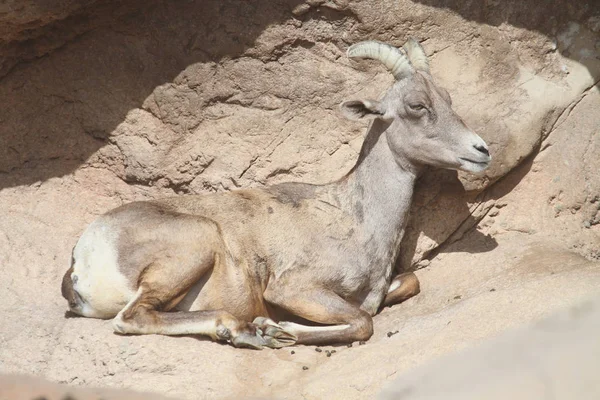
[342,39,490,173]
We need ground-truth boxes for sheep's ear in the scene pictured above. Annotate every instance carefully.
[340,100,384,121]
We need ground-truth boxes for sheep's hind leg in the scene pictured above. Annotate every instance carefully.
[113,277,296,349]
[382,272,420,307]
[113,299,295,348]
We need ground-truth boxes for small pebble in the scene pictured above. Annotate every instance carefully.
[291,350,295,355]
[454,295,462,300]
[489,288,496,292]
[359,341,366,345]
[386,330,399,338]
[315,347,322,352]
[347,343,353,348]
[326,351,331,357]
[302,366,309,370]
[331,350,336,354]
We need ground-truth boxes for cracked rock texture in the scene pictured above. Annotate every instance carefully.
[0,0,598,399]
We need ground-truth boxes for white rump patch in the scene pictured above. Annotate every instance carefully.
[71,218,135,318]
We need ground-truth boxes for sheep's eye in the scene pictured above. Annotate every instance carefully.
[409,104,426,111]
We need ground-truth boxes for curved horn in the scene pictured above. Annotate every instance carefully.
[402,38,429,72]
[347,40,414,80]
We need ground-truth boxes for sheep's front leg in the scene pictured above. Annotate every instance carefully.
[113,287,296,349]
[264,286,374,345]
[382,272,420,307]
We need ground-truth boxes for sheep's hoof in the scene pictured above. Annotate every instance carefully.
[231,317,297,349]
[253,317,297,348]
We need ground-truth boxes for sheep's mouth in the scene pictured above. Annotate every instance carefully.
[459,157,489,166]
[458,157,490,173]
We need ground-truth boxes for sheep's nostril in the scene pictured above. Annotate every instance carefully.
[474,144,489,156]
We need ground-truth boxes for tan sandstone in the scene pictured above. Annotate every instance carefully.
[0,0,598,399]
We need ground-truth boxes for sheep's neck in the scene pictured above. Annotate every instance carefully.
[333,119,418,255]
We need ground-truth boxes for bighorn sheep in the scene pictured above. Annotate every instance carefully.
[62,39,490,348]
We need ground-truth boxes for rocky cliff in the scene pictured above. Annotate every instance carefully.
[0,1,598,399]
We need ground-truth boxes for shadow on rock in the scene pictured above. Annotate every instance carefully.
[0,0,312,190]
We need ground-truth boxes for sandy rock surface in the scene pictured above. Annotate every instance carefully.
[0,0,598,399]
[379,292,600,400]
[0,374,174,400]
